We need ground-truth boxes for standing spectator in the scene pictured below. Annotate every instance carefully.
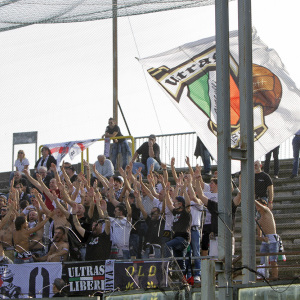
[194,137,212,175]
[13,214,51,264]
[254,160,274,210]
[131,135,161,175]
[102,118,131,170]
[109,196,132,259]
[264,146,280,179]
[93,155,114,179]
[255,198,279,279]
[72,202,111,261]
[62,162,78,183]
[165,182,192,271]
[34,226,69,262]
[291,130,300,178]
[135,191,165,259]
[34,146,57,173]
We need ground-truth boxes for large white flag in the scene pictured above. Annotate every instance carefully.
[139,28,300,172]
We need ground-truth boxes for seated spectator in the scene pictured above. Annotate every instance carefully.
[34,146,57,173]
[102,118,131,170]
[33,226,69,262]
[93,155,114,179]
[131,134,161,175]
[9,150,30,184]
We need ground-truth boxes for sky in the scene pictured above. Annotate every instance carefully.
[0,0,299,172]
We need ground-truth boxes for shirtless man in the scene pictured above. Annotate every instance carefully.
[0,203,15,264]
[28,208,47,258]
[33,226,69,262]
[0,205,15,261]
[255,198,279,279]
[13,213,51,264]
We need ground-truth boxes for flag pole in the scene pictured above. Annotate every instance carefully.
[215,1,233,299]
[238,0,256,284]
[113,0,118,123]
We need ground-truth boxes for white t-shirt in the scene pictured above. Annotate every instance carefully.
[109,217,132,250]
[14,158,30,172]
[190,201,204,226]
[204,192,218,224]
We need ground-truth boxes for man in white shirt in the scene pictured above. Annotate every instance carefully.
[93,155,114,179]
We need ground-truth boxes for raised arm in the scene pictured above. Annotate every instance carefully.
[170,157,178,182]
[72,203,85,237]
[23,169,43,192]
[107,177,120,207]
[165,182,174,212]
[32,189,52,216]
[93,164,109,189]
[124,192,132,221]
[135,189,147,220]
[185,156,194,176]
[83,160,91,188]
[194,176,208,206]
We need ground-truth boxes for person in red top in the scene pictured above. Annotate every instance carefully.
[24,168,60,211]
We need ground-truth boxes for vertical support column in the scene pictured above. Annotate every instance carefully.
[238,0,256,284]
[112,0,118,123]
[215,0,232,299]
[201,260,216,300]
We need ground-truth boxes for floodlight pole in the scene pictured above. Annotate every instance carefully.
[113,0,118,123]
[215,1,233,299]
[238,0,256,284]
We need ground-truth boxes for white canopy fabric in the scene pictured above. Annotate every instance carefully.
[0,0,219,32]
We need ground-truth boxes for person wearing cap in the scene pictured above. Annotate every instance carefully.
[131,134,161,175]
[102,118,131,170]
[165,182,192,271]
[255,198,279,279]
[72,201,111,261]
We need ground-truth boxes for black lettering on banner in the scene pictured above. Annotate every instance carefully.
[29,267,38,298]
[28,267,50,298]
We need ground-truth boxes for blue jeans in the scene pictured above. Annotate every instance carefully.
[132,157,160,175]
[166,236,189,270]
[111,140,131,170]
[142,244,161,259]
[260,241,279,264]
[129,233,139,258]
[186,229,201,277]
[292,135,300,175]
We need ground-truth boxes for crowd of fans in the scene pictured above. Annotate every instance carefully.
[0,119,287,283]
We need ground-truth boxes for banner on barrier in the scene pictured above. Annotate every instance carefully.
[0,263,62,299]
[114,260,169,291]
[63,260,109,296]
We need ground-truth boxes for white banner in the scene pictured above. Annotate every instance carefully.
[139,28,300,172]
[0,263,62,299]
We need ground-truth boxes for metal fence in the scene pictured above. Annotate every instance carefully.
[134,132,294,169]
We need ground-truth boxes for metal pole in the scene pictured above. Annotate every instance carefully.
[238,0,256,284]
[113,0,118,123]
[215,0,232,299]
